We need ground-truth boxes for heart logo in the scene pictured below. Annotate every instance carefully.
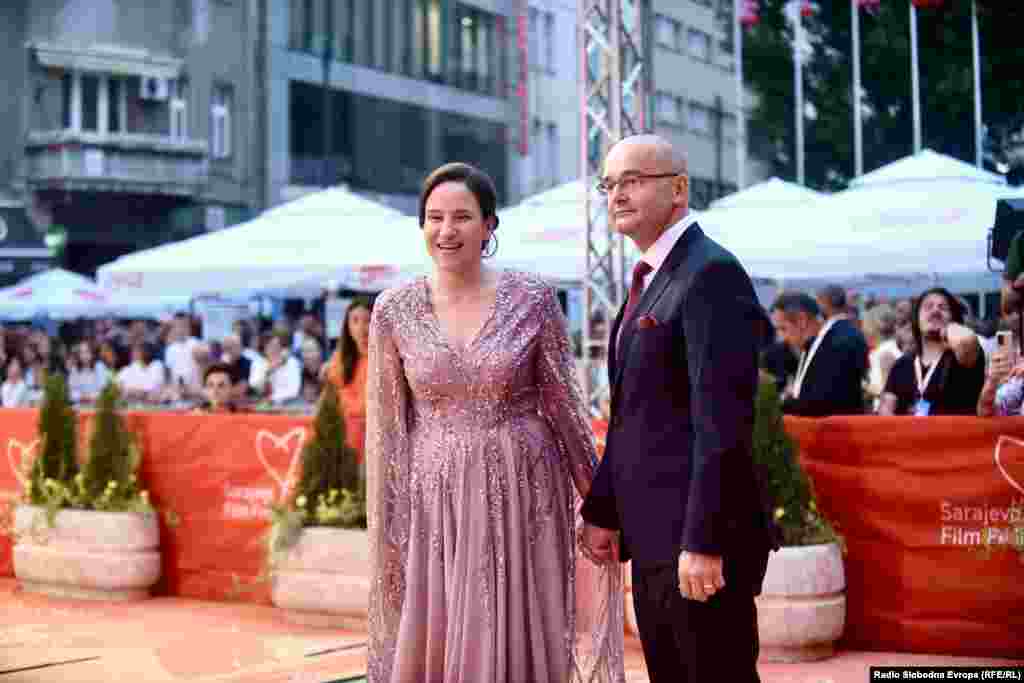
[994,435,1024,497]
[254,428,307,502]
[6,438,39,492]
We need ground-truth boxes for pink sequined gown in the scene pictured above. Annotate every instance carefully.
[365,269,624,683]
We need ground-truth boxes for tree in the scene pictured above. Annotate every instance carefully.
[28,374,78,505]
[81,382,144,510]
[743,0,1024,190]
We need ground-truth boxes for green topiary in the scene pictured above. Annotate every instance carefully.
[28,373,79,510]
[78,381,150,513]
[753,377,839,547]
[268,380,366,566]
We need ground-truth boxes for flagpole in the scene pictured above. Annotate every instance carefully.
[735,0,746,189]
[971,0,983,168]
[910,1,922,153]
[851,0,863,177]
[794,1,805,185]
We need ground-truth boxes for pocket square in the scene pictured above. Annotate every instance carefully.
[636,314,659,330]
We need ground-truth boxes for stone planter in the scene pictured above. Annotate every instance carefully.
[756,542,846,662]
[270,526,370,628]
[13,504,161,601]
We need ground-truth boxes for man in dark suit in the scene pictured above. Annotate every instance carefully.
[579,135,778,683]
[770,291,869,416]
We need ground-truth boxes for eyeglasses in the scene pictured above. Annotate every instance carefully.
[596,173,679,196]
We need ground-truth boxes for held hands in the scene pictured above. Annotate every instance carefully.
[678,551,724,602]
[578,522,619,565]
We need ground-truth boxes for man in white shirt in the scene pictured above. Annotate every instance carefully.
[163,314,201,389]
[260,331,301,403]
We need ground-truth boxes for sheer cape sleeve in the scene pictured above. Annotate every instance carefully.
[536,283,626,683]
[365,288,413,683]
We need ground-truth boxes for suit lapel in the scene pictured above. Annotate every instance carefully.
[611,224,705,391]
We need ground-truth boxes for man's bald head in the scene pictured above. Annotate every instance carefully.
[602,134,690,252]
[610,134,688,176]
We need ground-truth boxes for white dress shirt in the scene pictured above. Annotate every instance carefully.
[2,380,29,408]
[636,211,702,294]
[266,355,302,403]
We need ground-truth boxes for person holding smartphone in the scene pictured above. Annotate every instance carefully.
[977,329,1024,416]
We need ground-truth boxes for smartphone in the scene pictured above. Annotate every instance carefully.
[997,330,1014,349]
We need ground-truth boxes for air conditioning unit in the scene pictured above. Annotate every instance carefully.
[140,76,170,101]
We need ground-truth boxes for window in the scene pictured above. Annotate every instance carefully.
[546,123,558,185]
[58,72,127,134]
[107,79,122,133]
[289,0,306,50]
[716,0,735,55]
[61,74,72,129]
[170,79,188,141]
[655,14,680,50]
[529,8,554,73]
[528,8,540,69]
[426,0,442,81]
[689,101,711,134]
[722,112,737,141]
[656,91,678,125]
[81,74,100,131]
[543,12,555,72]
[688,28,711,62]
[454,3,503,96]
[211,83,233,159]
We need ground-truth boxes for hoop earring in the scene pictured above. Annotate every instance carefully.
[482,232,498,258]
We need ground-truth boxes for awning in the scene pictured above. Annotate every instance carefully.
[30,42,183,80]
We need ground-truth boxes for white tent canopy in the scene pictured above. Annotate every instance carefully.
[99,186,425,298]
[709,176,825,209]
[849,148,1005,188]
[0,268,187,320]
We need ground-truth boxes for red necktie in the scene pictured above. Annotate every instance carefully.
[617,260,652,350]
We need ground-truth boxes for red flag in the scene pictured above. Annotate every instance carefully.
[911,0,945,8]
[800,0,814,18]
[740,0,759,27]
[857,0,881,10]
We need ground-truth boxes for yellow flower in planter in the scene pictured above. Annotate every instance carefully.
[296,495,308,509]
[775,507,786,520]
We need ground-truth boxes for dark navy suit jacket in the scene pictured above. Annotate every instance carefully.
[580,224,779,594]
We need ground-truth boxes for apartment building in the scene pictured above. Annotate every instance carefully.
[0,0,259,277]
[651,0,768,208]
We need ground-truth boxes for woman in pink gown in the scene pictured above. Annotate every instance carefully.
[366,163,624,682]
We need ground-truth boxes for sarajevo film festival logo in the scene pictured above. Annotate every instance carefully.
[254,427,307,502]
[939,436,1024,551]
[223,427,308,521]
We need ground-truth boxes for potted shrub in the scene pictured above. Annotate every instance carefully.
[269,381,368,627]
[13,377,161,600]
[753,377,845,662]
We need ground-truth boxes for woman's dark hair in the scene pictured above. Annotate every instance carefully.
[911,286,966,354]
[418,162,500,250]
[340,297,373,386]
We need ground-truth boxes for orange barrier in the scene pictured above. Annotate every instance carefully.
[0,410,312,605]
[1,410,1020,657]
[785,416,1024,659]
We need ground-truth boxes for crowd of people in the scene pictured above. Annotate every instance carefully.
[752,282,1022,419]
[0,297,374,461]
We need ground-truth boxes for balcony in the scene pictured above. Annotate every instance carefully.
[24,130,208,197]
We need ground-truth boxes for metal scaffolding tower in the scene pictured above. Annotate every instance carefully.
[578,0,650,416]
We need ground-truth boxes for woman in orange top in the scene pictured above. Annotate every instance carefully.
[322,297,372,464]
